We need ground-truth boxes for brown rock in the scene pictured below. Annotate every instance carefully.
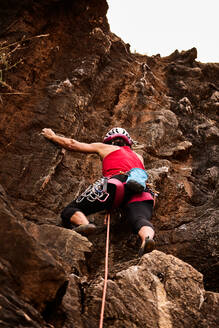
[0,0,218,326]
[0,187,67,316]
[83,251,219,328]
[24,222,92,276]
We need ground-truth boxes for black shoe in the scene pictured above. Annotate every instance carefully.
[138,237,155,257]
[73,223,97,236]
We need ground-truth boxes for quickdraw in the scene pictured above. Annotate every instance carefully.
[145,183,159,197]
[76,178,109,203]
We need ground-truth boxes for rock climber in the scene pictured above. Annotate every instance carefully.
[41,127,155,256]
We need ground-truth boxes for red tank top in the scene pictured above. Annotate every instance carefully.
[102,146,145,177]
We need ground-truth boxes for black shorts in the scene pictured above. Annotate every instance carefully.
[123,200,154,233]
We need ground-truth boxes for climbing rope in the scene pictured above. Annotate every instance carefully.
[99,212,110,328]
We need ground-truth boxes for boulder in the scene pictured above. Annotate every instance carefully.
[83,251,219,328]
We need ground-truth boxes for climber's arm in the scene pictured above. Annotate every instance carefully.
[41,128,107,155]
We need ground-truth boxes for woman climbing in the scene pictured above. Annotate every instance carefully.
[41,127,155,256]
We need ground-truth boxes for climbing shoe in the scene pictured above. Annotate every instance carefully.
[138,237,155,257]
[73,223,97,236]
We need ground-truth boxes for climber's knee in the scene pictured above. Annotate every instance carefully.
[135,218,154,234]
[61,205,79,228]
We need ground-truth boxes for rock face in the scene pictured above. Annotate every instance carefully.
[83,251,219,328]
[0,185,67,326]
[0,0,218,327]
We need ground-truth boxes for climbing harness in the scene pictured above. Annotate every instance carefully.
[75,173,158,210]
[99,212,110,328]
[76,178,109,203]
[76,177,126,208]
[108,178,125,208]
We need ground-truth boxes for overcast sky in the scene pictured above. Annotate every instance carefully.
[107,0,219,63]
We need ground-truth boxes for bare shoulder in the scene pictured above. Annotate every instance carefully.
[91,142,120,159]
[134,151,144,164]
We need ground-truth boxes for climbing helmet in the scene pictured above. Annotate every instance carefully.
[103,127,133,146]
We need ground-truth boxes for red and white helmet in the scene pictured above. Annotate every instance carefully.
[103,127,133,146]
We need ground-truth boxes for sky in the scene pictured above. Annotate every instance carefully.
[107,0,219,63]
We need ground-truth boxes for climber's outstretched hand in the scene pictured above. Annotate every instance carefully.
[41,128,55,140]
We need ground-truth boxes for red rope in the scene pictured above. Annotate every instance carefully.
[99,212,110,328]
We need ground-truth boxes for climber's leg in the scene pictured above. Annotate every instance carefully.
[138,225,154,242]
[123,200,155,255]
[70,210,89,225]
[138,226,155,256]
[61,182,116,234]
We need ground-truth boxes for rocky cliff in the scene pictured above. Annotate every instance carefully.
[0,0,218,327]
